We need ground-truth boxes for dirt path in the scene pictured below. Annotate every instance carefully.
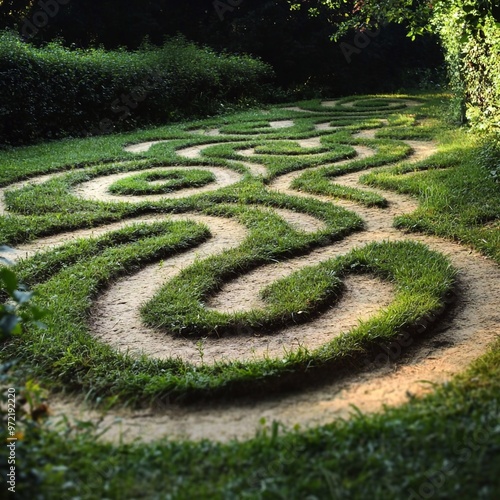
[89,215,251,363]
[124,140,171,153]
[3,100,499,443]
[51,229,500,443]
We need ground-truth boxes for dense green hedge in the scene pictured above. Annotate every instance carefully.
[461,18,500,134]
[432,2,500,134]
[0,31,275,146]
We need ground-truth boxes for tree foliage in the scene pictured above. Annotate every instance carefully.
[291,1,500,132]
[290,0,499,37]
[0,0,442,94]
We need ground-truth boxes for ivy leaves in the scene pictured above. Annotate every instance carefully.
[1,246,46,339]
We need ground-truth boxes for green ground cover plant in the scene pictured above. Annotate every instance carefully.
[0,94,499,498]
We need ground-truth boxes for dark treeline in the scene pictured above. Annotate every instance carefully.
[1,0,443,95]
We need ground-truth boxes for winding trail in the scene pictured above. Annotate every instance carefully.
[3,98,499,442]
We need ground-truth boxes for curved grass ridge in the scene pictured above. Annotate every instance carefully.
[10,239,454,404]
[0,95,459,406]
[108,168,216,195]
[291,139,412,207]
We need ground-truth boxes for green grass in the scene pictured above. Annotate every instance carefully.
[254,141,330,155]
[362,129,500,261]
[1,94,499,499]
[286,96,420,113]
[108,168,216,195]
[199,139,357,177]
[15,371,498,499]
[290,138,411,206]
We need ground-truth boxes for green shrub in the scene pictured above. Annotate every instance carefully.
[0,31,275,146]
[478,136,500,182]
[432,2,500,132]
[1,249,45,340]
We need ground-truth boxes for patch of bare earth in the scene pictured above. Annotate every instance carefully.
[269,120,294,129]
[188,128,221,136]
[238,137,323,158]
[91,248,394,365]
[124,140,171,153]
[88,215,251,364]
[175,142,228,159]
[281,106,319,114]
[314,122,338,131]
[51,234,500,443]
[231,161,268,177]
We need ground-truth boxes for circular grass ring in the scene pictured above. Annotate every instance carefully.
[108,168,216,195]
[351,99,395,109]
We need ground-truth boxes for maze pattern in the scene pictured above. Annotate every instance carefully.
[2,97,500,441]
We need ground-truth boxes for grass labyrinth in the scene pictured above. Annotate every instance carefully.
[1,95,500,447]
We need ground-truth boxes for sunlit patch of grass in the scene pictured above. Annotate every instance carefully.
[363,129,500,261]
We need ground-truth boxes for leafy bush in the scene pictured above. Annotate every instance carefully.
[431,2,500,131]
[1,247,45,340]
[0,31,275,146]
[461,18,500,133]
[298,0,499,132]
[478,137,500,182]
